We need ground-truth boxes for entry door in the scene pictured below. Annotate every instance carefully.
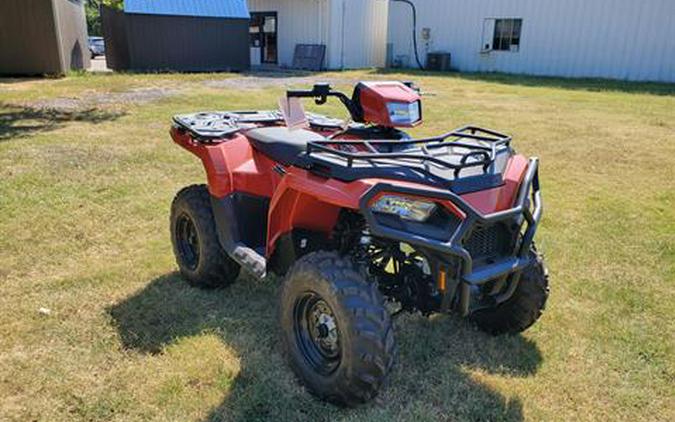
[250,12,277,65]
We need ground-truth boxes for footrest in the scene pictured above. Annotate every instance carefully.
[232,244,266,278]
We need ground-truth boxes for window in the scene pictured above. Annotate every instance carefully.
[492,18,522,51]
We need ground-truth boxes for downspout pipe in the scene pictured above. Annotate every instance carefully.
[391,0,424,70]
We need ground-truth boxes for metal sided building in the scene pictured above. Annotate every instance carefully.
[102,0,250,72]
[247,0,389,70]
[388,0,675,82]
[0,0,90,75]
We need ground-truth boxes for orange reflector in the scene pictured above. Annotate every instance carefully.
[438,269,447,292]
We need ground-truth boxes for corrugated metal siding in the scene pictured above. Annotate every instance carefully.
[124,14,249,71]
[0,0,62,74]
[248,0,330,68]
[0,0,89,75]
[101,5,249,72]
[248,0,387,69]
[125,0,249,18]
[101,6,131,70]
[388,0,675,82]
[328,0,388,69]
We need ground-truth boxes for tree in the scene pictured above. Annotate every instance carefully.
[85,0,123,36]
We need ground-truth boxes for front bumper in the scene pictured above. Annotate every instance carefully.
[360,158,543,312]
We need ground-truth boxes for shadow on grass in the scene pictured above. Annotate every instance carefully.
[375,68,675,96]
[0,103,125,141]
[109,273,541,421]
[0,76,48,84]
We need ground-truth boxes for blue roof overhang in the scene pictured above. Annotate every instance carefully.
[124,0,250,19]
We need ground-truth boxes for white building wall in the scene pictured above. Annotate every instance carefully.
[388,0,675,82]
[327,0,389,69]
[248,0,330,68]
[248,0,388,69]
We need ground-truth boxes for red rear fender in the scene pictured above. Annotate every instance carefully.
[171,127,278,198]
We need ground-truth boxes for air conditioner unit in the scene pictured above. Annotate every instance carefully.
[426,52,451,71]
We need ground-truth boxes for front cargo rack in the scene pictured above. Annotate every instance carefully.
[305,125,512,181]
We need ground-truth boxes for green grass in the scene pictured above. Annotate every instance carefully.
[1,70,673,422]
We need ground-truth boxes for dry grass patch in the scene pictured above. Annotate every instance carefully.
[0,71,673,421]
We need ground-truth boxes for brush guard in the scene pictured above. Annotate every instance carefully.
[359,158,542,316]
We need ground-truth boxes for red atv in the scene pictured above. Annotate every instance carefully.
[169,81,548,406]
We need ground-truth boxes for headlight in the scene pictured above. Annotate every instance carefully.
[386,101,420,125]
[371,195,436,222]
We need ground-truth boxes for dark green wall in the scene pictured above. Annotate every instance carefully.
[102,7,249,73]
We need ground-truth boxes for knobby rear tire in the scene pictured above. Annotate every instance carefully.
[170,184,240,288]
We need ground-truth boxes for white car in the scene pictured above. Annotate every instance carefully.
[88,37,105,58]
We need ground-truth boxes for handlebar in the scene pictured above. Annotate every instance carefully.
[286,83,362,121]
[286,83,332,102]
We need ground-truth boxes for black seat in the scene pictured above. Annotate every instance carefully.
[245,127,326,166]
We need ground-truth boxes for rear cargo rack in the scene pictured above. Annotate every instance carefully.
[172,111,283,140]
[172,110,348,141]
[306,125,511,178]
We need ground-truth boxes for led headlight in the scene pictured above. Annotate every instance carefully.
[386,101,421,125]
[371,195,436,222]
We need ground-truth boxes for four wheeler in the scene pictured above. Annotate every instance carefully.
[168,81,549,406]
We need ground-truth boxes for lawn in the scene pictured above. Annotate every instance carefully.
[0,70,673,422]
